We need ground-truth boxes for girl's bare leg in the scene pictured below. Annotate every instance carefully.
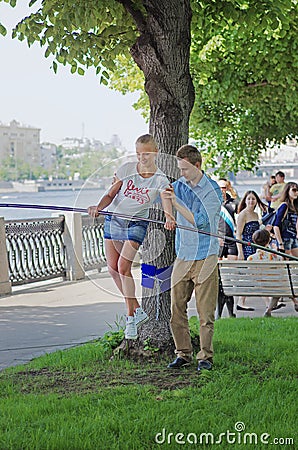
[118,240,140,316]
[104,239,124,295]
[239,296,246,307]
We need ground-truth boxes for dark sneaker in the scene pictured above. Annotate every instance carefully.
[236,305,255,311]
[272,303,286,311]
[168,357,190,369]
[197,360,212,372]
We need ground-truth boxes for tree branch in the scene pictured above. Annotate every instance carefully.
[246,81,269,88]
[116,0,147,33]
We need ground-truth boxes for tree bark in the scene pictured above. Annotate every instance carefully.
[123,1,195,351]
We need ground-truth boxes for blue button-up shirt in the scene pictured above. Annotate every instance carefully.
[173,173,222,261]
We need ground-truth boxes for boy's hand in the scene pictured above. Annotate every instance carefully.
[88,205,99,218]
[164,216,176,231]
[161,185,177,206]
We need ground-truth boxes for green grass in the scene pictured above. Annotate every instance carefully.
[0,318,297,450]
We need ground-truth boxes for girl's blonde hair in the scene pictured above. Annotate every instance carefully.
[135,134,158,150]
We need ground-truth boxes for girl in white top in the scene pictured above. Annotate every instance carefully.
[88,134,175,340]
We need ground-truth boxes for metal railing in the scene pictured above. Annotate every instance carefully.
[82,215,106,271]
[3,214,106,287]
[5,217,66,285]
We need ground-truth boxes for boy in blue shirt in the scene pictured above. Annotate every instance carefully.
[162,145,222,372]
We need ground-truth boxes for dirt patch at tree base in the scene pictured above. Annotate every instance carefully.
[8,363,207,396]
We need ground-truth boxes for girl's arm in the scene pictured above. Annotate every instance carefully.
[273,225,284,249]
[161,194,176,230]
[272,203,287,249]
[88,179,123,217]
[236,212,245,260]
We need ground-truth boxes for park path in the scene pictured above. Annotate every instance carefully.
[0,269,296,370]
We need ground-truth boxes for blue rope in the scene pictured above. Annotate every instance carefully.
[0,202,297,261]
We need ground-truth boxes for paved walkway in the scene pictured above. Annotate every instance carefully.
[0,268,296,371]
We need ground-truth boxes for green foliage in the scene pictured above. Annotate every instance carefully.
[0,157,48,181]
[108,55,150,121]
[95,329,124,354]
[189,0,298,173]
[9,0,137,80]
[143,338,159,353]
[2,0,298,173]
[0,22,7,35]
[188,315,200,340]
[0,142,123,181]
[54,144,124,180]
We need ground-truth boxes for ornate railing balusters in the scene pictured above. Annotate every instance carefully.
[81,215,106,271]
[5,217,66,285]
[3,214,106,287]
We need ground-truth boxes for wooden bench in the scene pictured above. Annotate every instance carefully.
[218,260,298,298]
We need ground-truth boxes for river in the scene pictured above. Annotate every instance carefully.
[0,188,106,220]
[0,182,266,221]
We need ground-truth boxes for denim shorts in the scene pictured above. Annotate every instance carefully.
[283,238,298,251]
[104,215,149,244]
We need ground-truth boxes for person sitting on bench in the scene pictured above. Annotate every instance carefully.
[247,229,285,317]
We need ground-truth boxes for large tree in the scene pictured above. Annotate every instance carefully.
[106,1,298,174]
[1,0,297,351]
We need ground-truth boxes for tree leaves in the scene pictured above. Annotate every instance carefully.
[189,0,298,173]
[4,0,298,173]
[0,23,7,36]
[9,0,137,80]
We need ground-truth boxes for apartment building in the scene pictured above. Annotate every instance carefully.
[40,142,57,170]
[0,120,41,165]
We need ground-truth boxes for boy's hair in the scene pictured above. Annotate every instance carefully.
[135,134,158,149]
[176,144,202,165]
[275,170,285,178]
[252,229,270,247]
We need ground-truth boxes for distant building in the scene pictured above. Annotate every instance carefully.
[40,142,57,170]
[0,120,41,165]
[59,137,104,153]
[261,138,298,163]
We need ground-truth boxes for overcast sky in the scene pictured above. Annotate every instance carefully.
[0,1,148,151]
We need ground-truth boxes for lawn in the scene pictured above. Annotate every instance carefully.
[0,317,297,450]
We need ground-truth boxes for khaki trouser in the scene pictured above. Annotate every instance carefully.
[170,255,218,363]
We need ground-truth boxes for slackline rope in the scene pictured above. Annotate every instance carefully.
[0,202,298,262]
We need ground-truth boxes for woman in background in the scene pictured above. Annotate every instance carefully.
[273,182,298,257]
[236,190,267,311]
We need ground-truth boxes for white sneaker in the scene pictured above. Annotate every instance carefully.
[125,316,137,340]
[134,307,149,328]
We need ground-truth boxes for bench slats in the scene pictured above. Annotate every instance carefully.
[218,261,298,297]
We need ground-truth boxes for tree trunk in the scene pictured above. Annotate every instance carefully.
[127,1,195,352]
